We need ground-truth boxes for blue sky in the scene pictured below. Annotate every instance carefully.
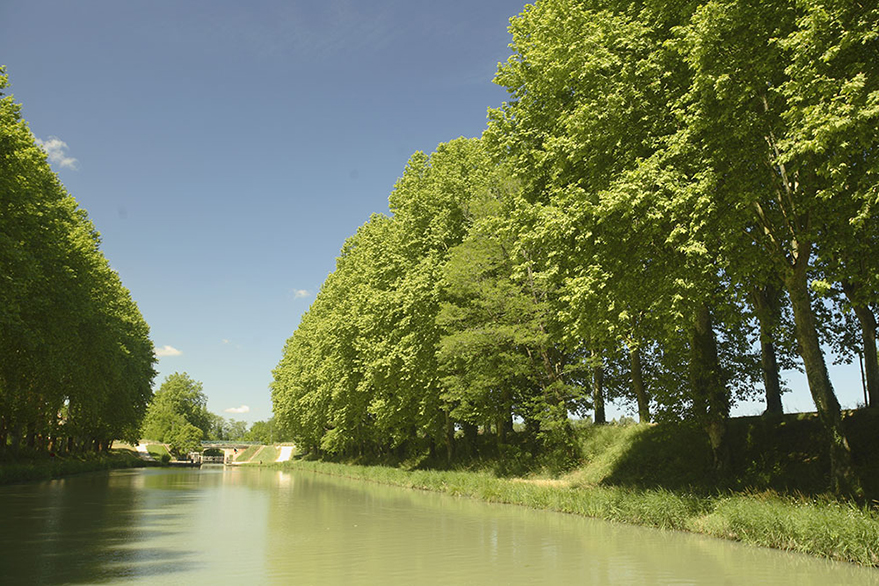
[1,0,866,424]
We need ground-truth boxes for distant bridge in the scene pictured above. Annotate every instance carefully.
[201,441,261,449]
[194,442,296,465]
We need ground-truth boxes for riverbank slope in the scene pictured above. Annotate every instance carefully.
[0,448,150,485]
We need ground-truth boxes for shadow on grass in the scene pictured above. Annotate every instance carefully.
[590,408,879,500]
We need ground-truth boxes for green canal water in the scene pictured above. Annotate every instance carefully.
[0,466,876,585]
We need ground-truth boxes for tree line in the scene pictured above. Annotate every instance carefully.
[142,372,285,456]
[0,68,156,455]
[270,0,877,494]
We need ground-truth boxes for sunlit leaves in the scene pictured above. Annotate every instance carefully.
[0,68,155,449]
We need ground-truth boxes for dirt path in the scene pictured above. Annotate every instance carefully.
[135,443,156,462]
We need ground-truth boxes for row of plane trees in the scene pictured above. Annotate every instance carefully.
[271,0,878,495]
[0,69,156,455]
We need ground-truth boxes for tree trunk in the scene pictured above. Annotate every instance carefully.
[443,410,455,463]
[760,338,784,414]
[689,303,730,473]
[498,388,513,446]
[852,305,877,408]
[10,424,22,453]
[751,286,784,414]
[785,264,860,496]
[842,282,878,408]
[629,345,650,423]
[592,350,606,425]
[462,422,478,457]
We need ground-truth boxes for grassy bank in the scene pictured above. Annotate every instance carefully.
[275,411,879,567]
[569,409,879,499]
[235,445,260,462]
[0,448,150,485]
[145,443,170,459]
[251,445,279,464]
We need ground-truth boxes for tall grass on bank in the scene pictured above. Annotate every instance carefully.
[692,492,879,566]
[0,450,149,485]
[278,459,879,567]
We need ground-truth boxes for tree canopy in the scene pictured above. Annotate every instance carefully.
[0,68,156,454]
[271,0,877,495]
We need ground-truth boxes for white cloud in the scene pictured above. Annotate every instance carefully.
[292,289,310,299]
[224,405,250,414]
[155,345,182,357]
[35,136,79,170]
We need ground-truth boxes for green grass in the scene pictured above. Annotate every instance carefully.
[564,409,879,498]
[145,444,170,458]
[0,450,149,485]
[249,446,279,464]
[235,445,259,462]
[691,492,879,566]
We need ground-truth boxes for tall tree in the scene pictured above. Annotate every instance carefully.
[672,0,876,494]
[141,372,210,443]
[1,68,155,453]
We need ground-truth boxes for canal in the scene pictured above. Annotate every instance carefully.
[0,467,876,585]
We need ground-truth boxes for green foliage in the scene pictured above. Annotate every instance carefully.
[271,0,879,495]
[205,413,248,441]
[244,418,281,444]
[272,138,503,459]
[141,372,210,443]
[0,451,148,485]
[0,67,155,454]
[166,421,203,457]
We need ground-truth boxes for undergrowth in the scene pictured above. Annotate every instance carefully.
[0,450,149,485]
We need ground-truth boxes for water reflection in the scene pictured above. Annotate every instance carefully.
[0,468,876,585]
[260,471,879,585]
[0,470,198,584]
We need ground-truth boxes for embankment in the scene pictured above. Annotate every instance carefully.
[0,449,150,485]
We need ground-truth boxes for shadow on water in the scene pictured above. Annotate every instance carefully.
[0,469,203,584]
